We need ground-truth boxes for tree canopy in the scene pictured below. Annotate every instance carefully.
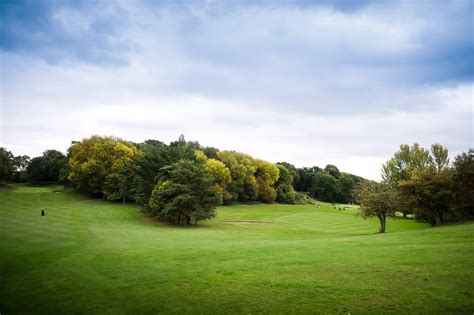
[26,150,67,183]
[357,181,397,233]
[148,159,220,225]
[68,136,140,196]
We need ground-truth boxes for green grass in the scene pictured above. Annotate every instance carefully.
[1,185,473,314]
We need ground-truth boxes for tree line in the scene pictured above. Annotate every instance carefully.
[357,144,473,232]
[0,135,364,225]
[4,136,469,230]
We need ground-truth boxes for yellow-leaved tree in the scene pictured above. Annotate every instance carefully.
[68,135,139,197]
[195,150,232,204]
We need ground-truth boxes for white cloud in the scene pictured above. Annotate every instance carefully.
[0,1,472,180]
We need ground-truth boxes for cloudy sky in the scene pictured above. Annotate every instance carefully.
[1,0,472,179]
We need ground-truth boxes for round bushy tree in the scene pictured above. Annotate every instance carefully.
[68,136,139,196]
[148,159,220,225]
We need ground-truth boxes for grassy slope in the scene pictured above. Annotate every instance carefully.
[0,185,472,314]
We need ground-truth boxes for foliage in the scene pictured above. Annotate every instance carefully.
[356,181,397,233]
[293,165,362,204]
[276,164,297,204]
[12,155,30,182]
[324,164,341,178]
[148,159,220,225]
[452,149,474,220]
[431,143,450,172]
[336,173,356,203]
[26,150,67,183]
[132,137,198,208]
[381,143,450,186]
[380,143,471,225]
[277,162,299,186]
[311,171,338,202]
[103,162,135,203]
[195,150,232,204]
[0,147,14,182]
[216,150,258,202]
[399,169,456,226]
[132,140,170,207]
[255,159,279,203]
[381,143,450,218]
[295,166,321,191]
[68,136,139,196]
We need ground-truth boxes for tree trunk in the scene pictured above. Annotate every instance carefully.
[402,211,407,219]
[177,215,180,225]
[433,211,441,226]
[186,216,191,226]
[378,213,386,233]
[194,218,198,225]
[122,185,127,205]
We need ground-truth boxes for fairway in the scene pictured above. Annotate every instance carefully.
[1,185,473,314]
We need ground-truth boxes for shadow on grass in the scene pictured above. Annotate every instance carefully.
[142,214,214,229]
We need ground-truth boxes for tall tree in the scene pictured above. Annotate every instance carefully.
[276,164,297,204]
[399,169,455,226]
[12,155,30,182]
[255,159,279,203]
[26,150,67,183]
[132,137,198,207]
[277,162,299,187]
[195,150,232,204]
[132,140,170,207]
[148,159,220,225]
[382,143,433,186]
[451,149,473,220]
[0,147,14,182]
[311,172,338,202]
[337,174,356,203]
[295,166,321,191]
[381,143,446,218]
[216,151,258,202]
[68,136,139,196]
[431,143,450,172]
[103,161,135,204]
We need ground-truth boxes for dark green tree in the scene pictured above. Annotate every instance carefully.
[12,155,30,182]
[148,159,220,225]
[311,172,338,202]
[103,162,135,204]
[452,149,474,220]
[202,146,219,159]
[399,169,455,226]
[295,166,321,191]
[337,174,356,203]
[275,164,297,203]
[26,150,67,183]
[0,148,14,182]
[277,162,299,187]
[132,137,197,207]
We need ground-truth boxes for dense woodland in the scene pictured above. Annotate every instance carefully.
[1,136,472,228]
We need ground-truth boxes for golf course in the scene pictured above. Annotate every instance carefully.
[1,184,472,314]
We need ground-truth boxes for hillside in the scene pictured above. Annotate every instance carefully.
[1,185,473,314]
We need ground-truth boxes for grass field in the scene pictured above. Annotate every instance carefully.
[1,185,473,314]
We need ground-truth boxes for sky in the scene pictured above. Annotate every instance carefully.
[0,0,473,180]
